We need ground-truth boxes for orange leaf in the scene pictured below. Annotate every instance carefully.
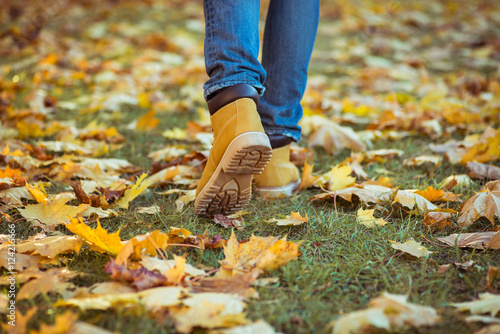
[65,217,123,256]
[299,162,318,191]
[136,110,160,131]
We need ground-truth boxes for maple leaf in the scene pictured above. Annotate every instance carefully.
[15,235,82,258]
[18,196,88,231]
[135,109,160,131]
[140,255,205,278]
[356,208,389,228]
[436,231,500,250]
[453,293,500,317]
[1,308,37,334]
[390,239,432,258]
[458,186,500,227]
[329,292,440,334]
[468,162,500,180]
[0,186,34,206]
[220,231,300,275]
[105,258,169,290]
[0,250,41,272]
[17,268,78,300]
[393,189,438,213]
[212,214,243,228]
[268,211,309,226]
[65,217,123,256]
[25,183,47,203]
[313,165,356,191]
[299,162,318,191]
[404,154,442,168]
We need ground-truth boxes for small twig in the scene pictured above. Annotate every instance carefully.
[421,234,451,247]
[166,243,203,250]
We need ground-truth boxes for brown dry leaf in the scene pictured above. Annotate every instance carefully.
[268,211,309,226]
[453,293,500,317]
[437,231,500,250]
[393,190,438,213]
[365,149,404,162]
[220,231,300,275]
[423,209,456,232]
[212,214,243,228]
[208,320,277,334]
[313,165,356,191]
[65,217,123,256]
[457,189,500,227]
[290,144,314,167]
[468,162,500,180]
[136,109,160,131]
[171,293,248,333]
[298,162,318,191]
[30,311,78,334]
[390,239,432,258]
[442,174,474,189]
[140,255,205,278]
[15,235,82,258]
[356,208,389,228]
[1,308,37,334]
[329,292,440,334]
[415,187,445,202]
[404,154,442,168]
[18,196,88,231]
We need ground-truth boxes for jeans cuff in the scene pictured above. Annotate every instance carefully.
[264,128,301,143]
[204,80,265,100]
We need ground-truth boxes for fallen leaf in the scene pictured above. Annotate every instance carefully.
[1,308,37,334]
[137,204,161,215]
[468,162,500,180]
[487,266,500,291]
[390,239,432,258]
[140,255,205,277]
[393,189,438,213]
[207,320,277,334]
[329,292,440,334]
[404,155,442,168]
[25,183,47,203]
[212,214,243,228]
[220,231,300,275]
[135,109,160,131]
[458,188,500,227]
[192,269,260,298]
[17,196,88,231]
[453,293,500,317]
[298,162,318,191]
[176,189,196,212]
[116,230,169,265]
[114,173,150,209]
[313,165,356,191]
[442,174,473,189]
[436,231,500,250]
[310,184,395,204]
[15,235,82,258]
[268,212,309,226]
[65,217,123,256]
[423,210,456,231]
[171,293,248,333]
[356,208,389,228]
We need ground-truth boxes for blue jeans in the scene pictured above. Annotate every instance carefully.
[203,0,320,142]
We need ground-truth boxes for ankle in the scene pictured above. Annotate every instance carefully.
[207,84,259,115]
[268,134,293,149]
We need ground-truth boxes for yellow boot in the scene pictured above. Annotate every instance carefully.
[254,144,300,197]
[195,97,272,215]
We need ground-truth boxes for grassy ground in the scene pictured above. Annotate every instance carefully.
[1,0,500,333]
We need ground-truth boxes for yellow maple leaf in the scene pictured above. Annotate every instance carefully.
[115,173,150,209]
[165,255,186,285]
[65,217,123,256]
[299,162,318,191]
[25,183,47,203]
[136,109,160,131]
[390,239,432,258]
[220,231,300,274]
[116,230,169,265]
[16,235,82,258]
[18,197,88,230]
[356,208,389,228]
[268,211,309,226]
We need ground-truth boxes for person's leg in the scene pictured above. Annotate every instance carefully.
[254,0,320,196]
[196,0,272,215]
[203,0,266,99]
[259,0,320,143]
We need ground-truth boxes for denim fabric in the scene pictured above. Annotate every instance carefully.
[203,0,320,142]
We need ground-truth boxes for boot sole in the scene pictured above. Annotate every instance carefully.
[195,132,272,216]
[254,179,301,197]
